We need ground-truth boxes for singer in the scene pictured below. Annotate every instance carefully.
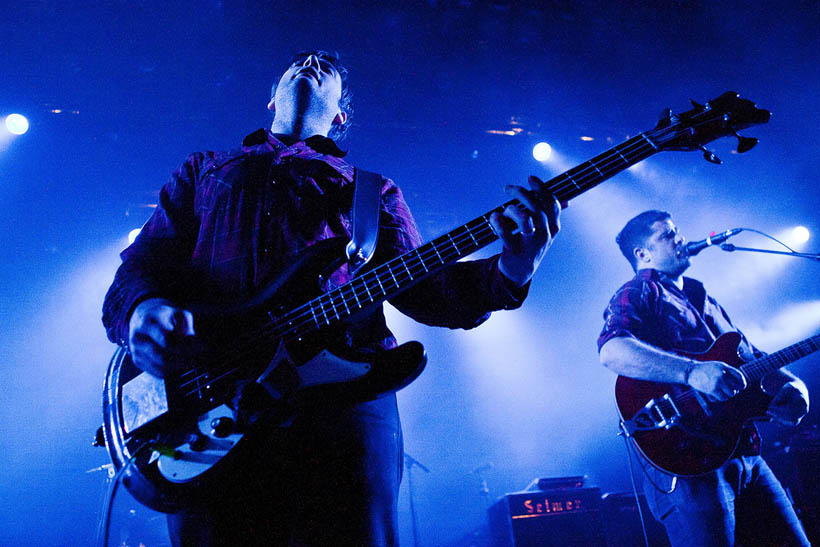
[597,210,810,546]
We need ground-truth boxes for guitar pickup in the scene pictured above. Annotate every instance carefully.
[621,394,682,436]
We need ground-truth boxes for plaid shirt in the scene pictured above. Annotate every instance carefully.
[103,130,526,351]
[598,269,760,359]
[598,268,762,454]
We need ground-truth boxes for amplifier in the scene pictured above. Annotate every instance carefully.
[489,487,606,546]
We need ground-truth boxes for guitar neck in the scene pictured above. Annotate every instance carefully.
[740,333,820,381]
[268,132,661,341]
[545,132,659,202]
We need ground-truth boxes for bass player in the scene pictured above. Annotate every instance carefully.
[102,50,561,546]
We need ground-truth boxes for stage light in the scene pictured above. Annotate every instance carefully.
[791,226,810,244]
[5,113,29,135]
[532,142,551,162]
[128,228,141,244]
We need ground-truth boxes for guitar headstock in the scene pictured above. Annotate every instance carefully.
[650,91,770,164]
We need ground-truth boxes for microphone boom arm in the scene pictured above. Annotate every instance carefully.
[720,244,820,262]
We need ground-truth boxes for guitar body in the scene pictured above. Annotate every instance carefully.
[615,332,772,476]
[102,238,427,513]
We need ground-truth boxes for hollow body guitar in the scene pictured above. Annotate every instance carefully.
[102,92,769,512]
[616,331,820,476]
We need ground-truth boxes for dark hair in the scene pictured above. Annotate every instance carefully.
[616,210,671,271]
[270,50,353,141]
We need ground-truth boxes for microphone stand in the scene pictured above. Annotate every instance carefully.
[404,452,430,547]
[469,464,493,511]
[720,243,820,262]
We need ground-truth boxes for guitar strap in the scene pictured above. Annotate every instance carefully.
[346,168,382,275]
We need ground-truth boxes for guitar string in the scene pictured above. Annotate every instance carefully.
[665,336,820,406]
[176,111,729,399]
[175,136,671,399]
[174,121,691,398]
[272,134,661,340]
[175,134,658,397]
[176,219,506,396]
[242,131,656,343]
[175,139,657,400]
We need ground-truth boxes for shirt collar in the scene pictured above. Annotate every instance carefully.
[637,268,701,293]
[241,129,353,182]
[242,129,347,157]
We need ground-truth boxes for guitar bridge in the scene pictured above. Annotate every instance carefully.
[621,394,682,437]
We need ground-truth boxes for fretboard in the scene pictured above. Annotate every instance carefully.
[740,334,820,381]
[273,131,662,340]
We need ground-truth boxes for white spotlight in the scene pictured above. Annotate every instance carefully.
[792,226,810,245]
[532,142,552,162]
[5,113,29,135]
[128,228,142,244]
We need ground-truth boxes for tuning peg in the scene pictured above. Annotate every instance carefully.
[700,145,722,164]
[690,99,707,111]
[733,131,758,153]
[655,108,677,129]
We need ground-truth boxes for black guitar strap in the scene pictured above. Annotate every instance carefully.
[346,168,382,275]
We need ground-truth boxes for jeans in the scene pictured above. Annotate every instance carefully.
[642,454,810,547]
[167,394,403,546]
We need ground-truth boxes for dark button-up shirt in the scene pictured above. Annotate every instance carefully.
[102,130,527,353]
[597,269,759,360]
[598,268,761,454]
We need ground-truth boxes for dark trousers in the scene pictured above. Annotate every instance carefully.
[168,394,403,546]
[642,454,810,547]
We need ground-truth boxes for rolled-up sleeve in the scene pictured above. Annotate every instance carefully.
[597,279,658,352]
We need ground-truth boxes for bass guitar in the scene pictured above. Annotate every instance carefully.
[616,331,820,476]
[103,92,769,512]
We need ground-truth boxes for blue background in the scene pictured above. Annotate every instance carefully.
[1,1,818,544]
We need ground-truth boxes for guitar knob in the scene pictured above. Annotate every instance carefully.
[700,146,722,165]
[733,131,758,153]
[186,432,208,452]
[210,416,235,438]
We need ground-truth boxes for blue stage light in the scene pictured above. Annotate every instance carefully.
[532,142,551,162]
[792,226,810,244]
[5,113,29,135]
[128,228,141,244]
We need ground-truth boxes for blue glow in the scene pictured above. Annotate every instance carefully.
[1,4,819,545]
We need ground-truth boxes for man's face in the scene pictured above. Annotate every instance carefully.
[638,218,690,276]
[272,53,344,126]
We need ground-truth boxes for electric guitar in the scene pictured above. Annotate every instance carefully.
[102,92,769,512]
[616,331,819,476]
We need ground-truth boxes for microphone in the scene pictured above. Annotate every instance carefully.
[684,228,743,256]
